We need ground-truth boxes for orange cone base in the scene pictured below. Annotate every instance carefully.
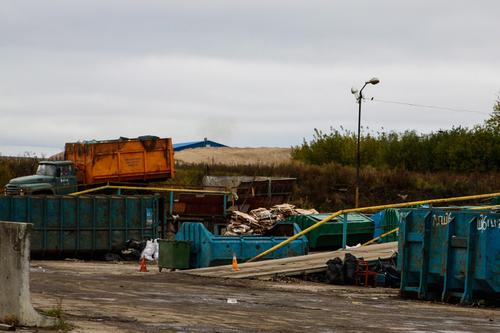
[139,258,148,272]
[232,257,239,271]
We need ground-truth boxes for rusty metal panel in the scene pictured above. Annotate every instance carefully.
[202,176,295,212]
[65,136,174,184]
[177,193,225,216]
[203,176,296,212]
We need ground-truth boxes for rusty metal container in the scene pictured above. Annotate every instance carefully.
[202,176,295,211]
[65,136,174,184]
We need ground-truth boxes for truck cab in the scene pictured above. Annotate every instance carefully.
[4,161,78,195]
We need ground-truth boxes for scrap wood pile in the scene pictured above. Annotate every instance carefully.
[224,204,318,236]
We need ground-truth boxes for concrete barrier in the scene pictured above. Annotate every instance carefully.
[0,221,56,327]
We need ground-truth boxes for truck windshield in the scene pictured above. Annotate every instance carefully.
[36,164,57,177]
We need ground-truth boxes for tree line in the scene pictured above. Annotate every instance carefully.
[292,99,500,172]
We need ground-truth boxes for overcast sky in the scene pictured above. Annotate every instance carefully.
[1,0,499,156]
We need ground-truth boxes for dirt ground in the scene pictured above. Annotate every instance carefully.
[174,147,291,165]
[21,260,500,333]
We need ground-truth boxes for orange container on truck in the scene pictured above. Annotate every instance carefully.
[65,135,175,185]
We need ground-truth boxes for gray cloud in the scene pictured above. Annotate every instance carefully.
[0,0,499,156]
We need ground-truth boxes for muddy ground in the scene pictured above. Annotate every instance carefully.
[21,260,500,332]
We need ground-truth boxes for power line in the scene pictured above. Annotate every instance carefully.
[366,97,490,116]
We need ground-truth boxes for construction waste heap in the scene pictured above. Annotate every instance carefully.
[224,204,318,236]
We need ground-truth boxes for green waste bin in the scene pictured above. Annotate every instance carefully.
[280,213,374,250]
[158,239,191,271]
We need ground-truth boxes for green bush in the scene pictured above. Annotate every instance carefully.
[0,156,38,187]
[292,125,499,172]
[292,99,500,172]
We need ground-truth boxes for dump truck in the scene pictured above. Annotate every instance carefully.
[4,160,78,195]
[4,136,175,195]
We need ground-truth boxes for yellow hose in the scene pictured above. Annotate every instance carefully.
[246,191,500,263]
[69,184,230,196]
[362,227,399,246]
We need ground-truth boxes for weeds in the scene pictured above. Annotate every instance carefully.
[42,298,72,332]
[172,162,499,211]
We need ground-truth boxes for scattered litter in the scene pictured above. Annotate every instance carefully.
[325,253,359,285]
[30,266,47,273]
[119,239,146,261]
[224,204,318,236]
[140,239,159,262]
[153,239,159,261]
[326,253,400,288]
[227,298,238,304]
[104,253,123,262]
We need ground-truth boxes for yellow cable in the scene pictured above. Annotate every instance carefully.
[362,227,399,246]
[246,191,500,263]
[69,184,231,196]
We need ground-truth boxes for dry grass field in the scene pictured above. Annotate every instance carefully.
[174,147,292,166]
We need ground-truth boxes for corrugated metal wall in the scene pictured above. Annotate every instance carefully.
[0,195,160,255]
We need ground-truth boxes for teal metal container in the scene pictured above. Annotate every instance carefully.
[157,240,191,271]
[281,213,374,250]
[399,208,500,304]
[0,195,160,255]
[175,222,308,268]
[372,209,400,243]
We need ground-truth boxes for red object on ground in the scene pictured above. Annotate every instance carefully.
[139,258,148,272]
[355,259,377,287]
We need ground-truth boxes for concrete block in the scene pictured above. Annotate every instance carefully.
[0,221,56,327]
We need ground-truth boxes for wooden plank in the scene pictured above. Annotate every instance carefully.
[183,242,398,279]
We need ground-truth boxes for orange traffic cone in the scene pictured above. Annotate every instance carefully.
[139,257,148,272]
[231,253,239,271]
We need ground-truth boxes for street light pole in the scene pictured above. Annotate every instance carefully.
[352,77,379,208]
[355,85,364,208]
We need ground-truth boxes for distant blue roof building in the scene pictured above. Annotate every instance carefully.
[173,138,228,151]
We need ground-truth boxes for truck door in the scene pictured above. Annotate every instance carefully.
[56,165,78,194]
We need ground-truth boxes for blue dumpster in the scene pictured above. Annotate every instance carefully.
[372,209,400,243]
[175,222,308,268]
[398,208,500,304]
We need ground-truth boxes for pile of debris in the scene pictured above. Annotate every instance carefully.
[224,204,318,236]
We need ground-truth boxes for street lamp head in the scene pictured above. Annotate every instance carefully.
[366,77,380,85]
